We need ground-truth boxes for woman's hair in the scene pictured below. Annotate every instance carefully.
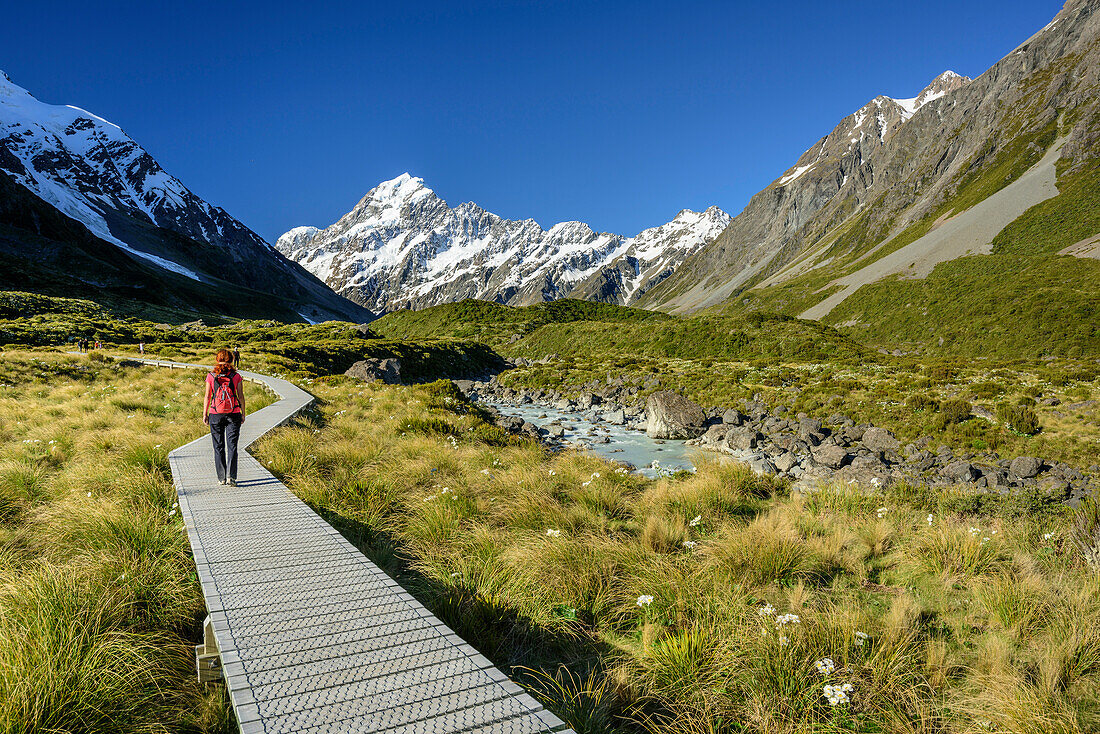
[213,348,235,375]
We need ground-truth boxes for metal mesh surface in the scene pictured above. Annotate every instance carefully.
[139,360,573,734]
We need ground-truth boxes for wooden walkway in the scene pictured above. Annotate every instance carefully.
[138,359,571,734]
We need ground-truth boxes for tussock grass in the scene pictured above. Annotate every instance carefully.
[0,351,267,732]
[254,376,1100,733]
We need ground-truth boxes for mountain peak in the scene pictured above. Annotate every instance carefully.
[369,172,432,201]
[277,176,730,311]
[888,70,970,120]
[917,70,971,103]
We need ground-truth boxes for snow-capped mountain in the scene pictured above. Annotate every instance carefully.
[276,174,730,312]
[773,71,971,189]
[639,69,976,312]
[0,71,369,322]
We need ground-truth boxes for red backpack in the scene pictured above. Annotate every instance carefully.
[210,372,240,414]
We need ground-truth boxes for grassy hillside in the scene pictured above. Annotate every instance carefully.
[511,312,866,363]
[823,254,1100,358]
[721,141,1100,358]
[372,299,669,347]
[820,158,1100,358]
[372,299,865,364]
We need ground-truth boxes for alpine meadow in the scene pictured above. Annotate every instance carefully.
[1,1,1100,733]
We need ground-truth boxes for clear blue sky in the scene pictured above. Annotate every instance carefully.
[2,0,1060,243]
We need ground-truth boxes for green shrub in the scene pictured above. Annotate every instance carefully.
[925,365,956,382]
[968,382,1005,400]
[997,404,1041,436]
[936,399,972,429]
[906,394,939,412]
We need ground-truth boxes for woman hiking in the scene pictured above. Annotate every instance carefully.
[203,349,246,486]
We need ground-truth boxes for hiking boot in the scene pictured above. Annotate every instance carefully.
[227,478,237,487]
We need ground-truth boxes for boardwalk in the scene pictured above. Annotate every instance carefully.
[142,360,571,734]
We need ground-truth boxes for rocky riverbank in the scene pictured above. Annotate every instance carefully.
[458,377,1098,506]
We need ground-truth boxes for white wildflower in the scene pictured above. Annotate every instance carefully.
[1043,532,1054,541]
[775,613,801,627]
[636,595,654,607]
[682,540,697,550]
[779,635,789,646]
[823,682,853,706]
[815,657,836,675]
[546,529,561,538]
[876,507,889,519]
[855,631,869,647]
[689,515,702,527]
[758,603,776,618]
[927,514,934,526]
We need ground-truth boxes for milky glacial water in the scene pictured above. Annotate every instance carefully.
[481,401,701,478]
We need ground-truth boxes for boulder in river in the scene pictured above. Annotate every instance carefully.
[603,409,626,425]
[645,391,707,439]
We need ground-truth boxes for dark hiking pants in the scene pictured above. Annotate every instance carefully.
[209,412,243,482]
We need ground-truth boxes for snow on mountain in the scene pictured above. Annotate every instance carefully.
[0,70,272,277]
[276,174,730,312]
[0,70,371,322]
[772,71,971,188]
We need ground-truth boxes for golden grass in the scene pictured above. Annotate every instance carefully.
[251,375,1100,733]
[0,351,270,732]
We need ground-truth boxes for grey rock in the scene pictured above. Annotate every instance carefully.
[812,444,850,469]
[774,452,798,473]
[603,409,626,425]
[749,457,778,476]
[701,424,729,444]
[722,408,744,426]
[645,391,708,439]
[944,460,979,483]
[345,358,402,384]
[726,429,763,452]
[1010,456,1043,479]
[862,427,901,453]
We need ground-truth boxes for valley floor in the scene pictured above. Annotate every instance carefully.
[2,346,1099,733]
[255,376,1100,734]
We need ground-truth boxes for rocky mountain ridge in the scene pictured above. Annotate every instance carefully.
[0,71,369,323]
[639,0,1100,316]
[275,174,730,312]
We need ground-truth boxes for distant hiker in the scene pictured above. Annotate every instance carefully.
[232,346,241,369]
[94,340,102,350]
[203,349,247,486]
[138,342,145,355]
[77,338,85,353]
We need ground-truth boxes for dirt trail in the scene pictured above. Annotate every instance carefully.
[799,138,1065,321]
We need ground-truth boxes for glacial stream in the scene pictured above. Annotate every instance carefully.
[480,400,702,478]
